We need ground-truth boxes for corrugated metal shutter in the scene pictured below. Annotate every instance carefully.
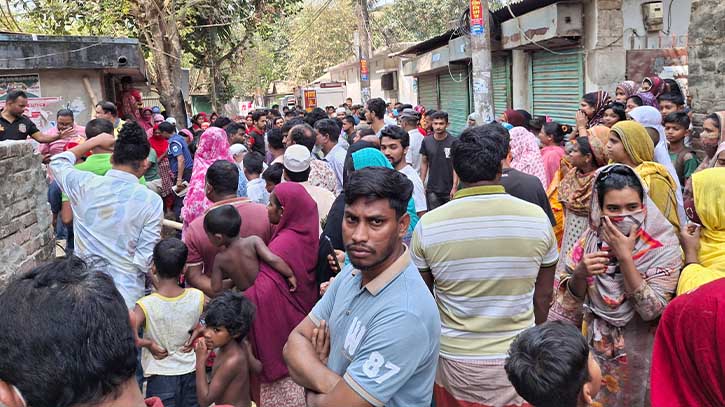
[438,65,470,136]
[492,55,511,119]
[417,74,438,111]
[530,50,583,125]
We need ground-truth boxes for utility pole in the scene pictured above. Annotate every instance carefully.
[470,0,495,123]
[357,0,373,103]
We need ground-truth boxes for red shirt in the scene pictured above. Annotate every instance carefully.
[183,197,274,273]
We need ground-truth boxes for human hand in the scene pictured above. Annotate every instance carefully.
[149,341,169,360]
[575,110,588,129]
[59,126,75,139]
[601,216,639,259]
[574,251,612,279]
[181,325,203,353]
[450,186,458,199]
[311,320,330,365]
[319,277,335,296]
[176,181,187,191]
[93,132,117,150]
[680,223,701,264]
[286,275,298,292]
[194,337,210,366]
[327,250,345,273]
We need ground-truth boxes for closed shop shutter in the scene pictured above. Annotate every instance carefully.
[492,55,511,119]
[417,74,438,112]
[530,50,583,125]
[438,65,470,136]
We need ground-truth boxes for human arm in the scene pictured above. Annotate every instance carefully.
[575,110,588,135]
[29,123,71,144]
[243,339,263,374]
[679,223,701,265]
[410,222,433,292]
[419,155,429,186]
[186,264,216,298]
[176,155,186,187]
[284,317,344,393]
[131,305,168,359]
[252,236,296,291]
[133,197,163,278]
[533,264,556,324]
[450,170,459,198]
[195,340,243,407]
[60,201,73,225]
[210,256,226,297]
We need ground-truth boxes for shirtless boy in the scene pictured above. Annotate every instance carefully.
[203,204,296,295]
[195,291,261,407]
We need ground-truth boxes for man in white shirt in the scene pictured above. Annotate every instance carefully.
[314,118,347,194]
[379,125,427,217]
[283,144,336,232]
[398,108,424,174]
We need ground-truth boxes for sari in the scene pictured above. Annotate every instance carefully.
[148,128,173,197]
[616,80,638,100]
[643,76,665,98]
[509,127,548,188]
[245,182,319,407]
[139,108,153,132]
[180,127,234,231]
[676,168,725,295]
[611,121,680,232]
[540,145,566,187]
[551,164,682,407]
[635,92,658,109]
[629,106,686,225]
[651,278,725,407]
[585,90,611,128]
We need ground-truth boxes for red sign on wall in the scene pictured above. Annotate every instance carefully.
[360,59,369,82]
[303,89,317,112]
[470,0,484,35]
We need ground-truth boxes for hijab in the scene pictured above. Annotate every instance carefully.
[181,127,235,230]
[643,76,665,98]
[616,80,639,99]
[351,148,419,232]
[503,109,526,127]
[635,92,658,109]
[712,142,725,168]
[629,106,686,224]
[585,91,611,128]
[147,124,168,158]
[676,168,725,295]
[565,164,681,327]
[651,278,725,407]
[509,127,548,188]
[558,126,610,217]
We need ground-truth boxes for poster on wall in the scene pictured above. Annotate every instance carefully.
[0,74,42,99]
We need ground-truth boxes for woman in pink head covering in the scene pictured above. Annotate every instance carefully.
[509,126,548,188]
[180,126,234,231]
[244,182,319,407]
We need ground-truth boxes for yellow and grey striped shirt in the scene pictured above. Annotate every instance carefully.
[411,185,558,361]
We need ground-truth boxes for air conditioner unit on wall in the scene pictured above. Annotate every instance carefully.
[642,2,664,32]
[381,72,397,91]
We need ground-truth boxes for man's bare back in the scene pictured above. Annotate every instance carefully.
[211,236,296,294]
[211,341,261,407]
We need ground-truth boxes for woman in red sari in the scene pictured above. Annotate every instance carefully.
[245,182,319,407]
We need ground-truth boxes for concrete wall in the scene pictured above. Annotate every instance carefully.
[0,69,103,132]
[511,50,530,110]
[584,0,627,93]
[687,0,725,123]
[329,56,416,105]
[0,141,54,288]
[622,0,690,49]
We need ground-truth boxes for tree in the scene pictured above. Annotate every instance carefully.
[369,0,467,47]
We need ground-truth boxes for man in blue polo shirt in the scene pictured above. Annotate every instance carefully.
[284,167,440,407]
[159,121,192,220]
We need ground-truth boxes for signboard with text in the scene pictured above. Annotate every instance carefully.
[470,0,484,35]
[303,89,317,112]
[360,59,369,82]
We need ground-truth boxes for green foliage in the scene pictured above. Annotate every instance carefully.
[369,0,467,47]
[12,0,136,36]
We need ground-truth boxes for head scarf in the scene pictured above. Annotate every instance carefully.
[712,142,725,168]
[635,92,658,109]
[584,91,611,128]
[509,127,548,188]
[616,80,639,99]
[675,168,725,295]
[651,278,725,407]
[503,109,526,127]
[179,128,193,141]
[152,113,165,123]
[139,108,154,132]
[611,121,654,165]
[351,148,419,233]
[565,164,681,327]
[643,76,665,98]
[147,124,168,158]
[558,126,610,216]
[630,106,686,223]
[694,112,725,171]
[181,127,235,230]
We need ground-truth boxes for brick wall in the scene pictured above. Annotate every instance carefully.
[687,0,725,125]
[0,141,54,288]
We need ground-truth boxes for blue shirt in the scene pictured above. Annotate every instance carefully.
[237,167,248,198]
[50,151,163,309]
[168,134,193,174]
[310,248,440,407]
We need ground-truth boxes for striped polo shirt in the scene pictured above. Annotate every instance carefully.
[411,185,558,361]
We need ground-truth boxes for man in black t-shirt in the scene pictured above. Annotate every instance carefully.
[419,111,459,210]
[0,90,63,143]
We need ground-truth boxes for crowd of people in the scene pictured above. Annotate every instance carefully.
[0,73,724,407]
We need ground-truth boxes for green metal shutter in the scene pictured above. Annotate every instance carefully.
[417,74,438,111]
[529,50,583,125]
[438,65,470,136]
[492,55,511,119]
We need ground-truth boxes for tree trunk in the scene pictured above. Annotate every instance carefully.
[132,0,187,127]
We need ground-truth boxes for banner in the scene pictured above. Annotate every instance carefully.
[470,0,484,36]
[360,59,369,82]
[0,74,42,99]
[304,89,317,112]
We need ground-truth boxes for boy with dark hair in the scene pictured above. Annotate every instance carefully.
[195,291,261,407]
[365,97,387,135]
[658,92,686,118]
[505,321,601,407]
[664,111,700,186]
[242,152,269,204]
[262,162,284,193]
[132,238,204,407]
[204,205,296,295]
